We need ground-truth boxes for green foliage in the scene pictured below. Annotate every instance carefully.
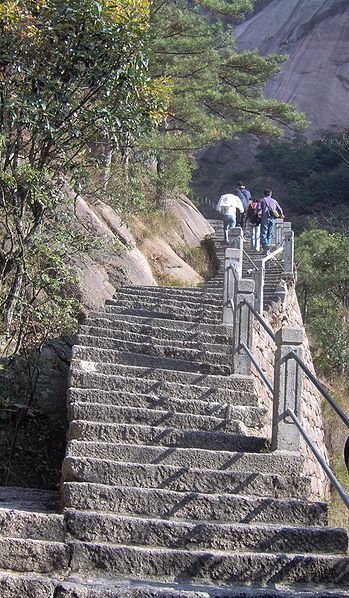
[256,131,349,213]
[296,228,349,375]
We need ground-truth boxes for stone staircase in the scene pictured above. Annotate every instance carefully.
[0,221,348,596]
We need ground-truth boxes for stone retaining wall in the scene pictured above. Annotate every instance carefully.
[252,284,330,500]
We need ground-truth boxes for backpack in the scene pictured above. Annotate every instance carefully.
[247,201,261,225]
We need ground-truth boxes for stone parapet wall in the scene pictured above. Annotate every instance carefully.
[252,285,330,500]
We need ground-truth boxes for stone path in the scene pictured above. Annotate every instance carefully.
[0,222,348,596]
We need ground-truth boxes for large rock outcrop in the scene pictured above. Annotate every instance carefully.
[194,0,349,198]
[235,0,349,136]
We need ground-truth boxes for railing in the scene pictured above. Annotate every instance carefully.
[224,232,349,509]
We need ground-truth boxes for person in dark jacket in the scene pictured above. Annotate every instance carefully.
[234,181,251,240]
[259,189,284,253]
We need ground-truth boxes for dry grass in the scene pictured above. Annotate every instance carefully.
[322,377,349,534]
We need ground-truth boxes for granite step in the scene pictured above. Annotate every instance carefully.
[117,285,222,297]
[62,457,309,500]
[67,542,349,586]
[71,346,231,376]
[75,334,232,365]
[103,306,221,324]
[79,326,231,353]
[0,509,64,542]
[105,297,222,313]
[69,363,254,393]
[67,389,263,423]
[86,312,229,335]
[62,482,328,527]
[111,290,223,305]
[50,576,349,597]
[67,421,268,453]
[65,511,347,555]
[67,403,251,435]
[0,573,57,598]
[65,442,301,476]
[0,538,69,574]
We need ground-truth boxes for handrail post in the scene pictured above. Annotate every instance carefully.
[274,219,284,247]
[233,278,255,375]
[254,264,265,315]
[223,248,241,326]
[272,327,303,452]
[230,227,243,253]
[283,229,294,274]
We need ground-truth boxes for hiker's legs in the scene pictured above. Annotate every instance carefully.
[223,214,236,242]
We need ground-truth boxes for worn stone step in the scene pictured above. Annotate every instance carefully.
[0,573,57,598]
[69,372,257,406]
[80,324,231,352]
[69,363,254,393]
[72,345,230,375]
[106,297,222,314]
[68,542,349,586]
[63,457,309,500]
[0,487,60,512]
[86,312,229,335]
[50,576,349,597]
[65,511,347,555]
[67,420,267,453]
[0,537,69,574]
[118,285,222,297]
[104,305,221,324]
[111,291,223,306]
[0,509,64,542]
[73,346,231,376]
[76,334,232,366]
[62,482,327,527]
[67,389,262,423]
[67,403,250,435]
[66,442,301,476]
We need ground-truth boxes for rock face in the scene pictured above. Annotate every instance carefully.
[235,0,349,136]
[194,0,349,198]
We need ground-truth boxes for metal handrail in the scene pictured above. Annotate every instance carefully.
[243,249,258,271]
[288,350,349,429]
[286,408,349,509]
[242,299,276,342]
[261,245,284,266]
[240,342,273,393]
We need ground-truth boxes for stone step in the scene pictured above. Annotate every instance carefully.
[49,576,349,597]
[119,285,222,296]
[69,372,256,405]
[80,318,231,352]
[62,482,328,527]
[103,305,221,324]
[86,312,229,335]
[69,363,254,393]
[0,509,64,542]
[67,421,268,453]
[66,442,301,476]
[67,542,349,586]
[67,389,262,422]
[67,403,250,435]
[0,487,60,512]
[0,573,57,598]
[0,538,69,574]
[62,457,309,500]
[76,334,232,366]
[112,289,223,305]
[65,511,347,555]
[72,346,230,376]
[106,297,222,313]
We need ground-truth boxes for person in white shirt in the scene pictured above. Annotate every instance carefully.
[216,193,244,243]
